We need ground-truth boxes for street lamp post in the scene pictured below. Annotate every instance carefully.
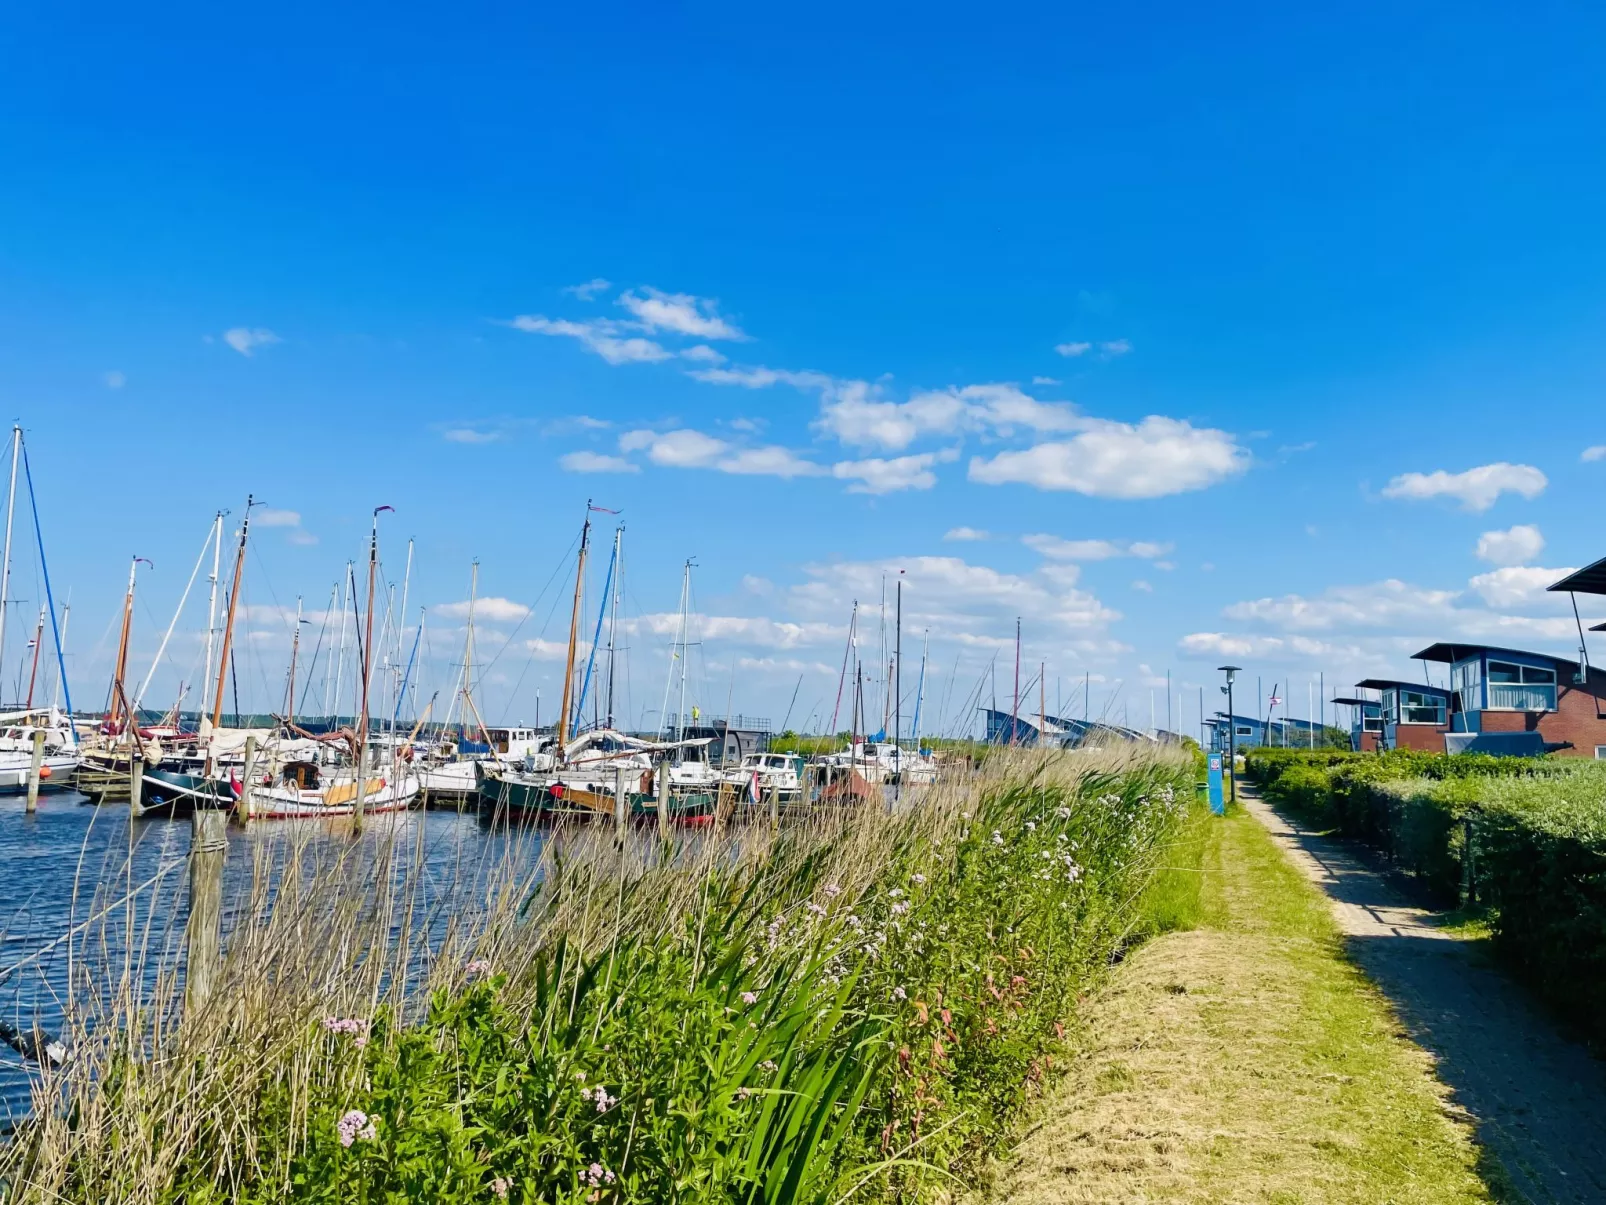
[1218,665,1241,804]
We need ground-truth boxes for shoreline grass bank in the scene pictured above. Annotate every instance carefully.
[2,747,1191,1204]
[975,800,1499,1203]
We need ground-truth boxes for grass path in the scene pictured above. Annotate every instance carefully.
[976,801,1498,1203]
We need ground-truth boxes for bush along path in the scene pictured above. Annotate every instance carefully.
[2,752,1192,1204]
[979,794,1500,1204]
[1240,782,1606,1204]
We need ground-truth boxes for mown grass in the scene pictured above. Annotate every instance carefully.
[979,800,1500,1204]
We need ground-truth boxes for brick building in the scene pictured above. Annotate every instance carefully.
[1351,678,1453,752]
[1411,642,1606,758]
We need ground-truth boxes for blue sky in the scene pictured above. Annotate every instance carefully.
[4,0,1606,736]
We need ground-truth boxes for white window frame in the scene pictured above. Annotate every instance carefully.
[1486,660,1557,712]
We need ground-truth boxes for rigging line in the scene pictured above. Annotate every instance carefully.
[134,519,214,709]
[21,442,74,731]
[469,530,581,681]
[500,544,586,722]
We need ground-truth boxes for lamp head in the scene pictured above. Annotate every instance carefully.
[1217,664,1241,685]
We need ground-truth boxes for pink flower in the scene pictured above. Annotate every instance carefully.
[322,1017,370,1046]
[490,1176,510,1198]
[337,1109,376,1148]
[582,1162,616,1186]
[740,991,759,1006]
[466,959,493,979]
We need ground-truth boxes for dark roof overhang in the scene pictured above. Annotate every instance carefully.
[1548,556,1606,597]
[1355,678,1451,694]
[1412,642,1579,670]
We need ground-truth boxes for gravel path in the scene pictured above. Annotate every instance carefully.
[1240,785,1606,1203]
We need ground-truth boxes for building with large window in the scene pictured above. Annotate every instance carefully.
[1352,678,1452,751]
[1411,643,1606,757]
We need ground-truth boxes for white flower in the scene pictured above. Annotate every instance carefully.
[911,873,926,885]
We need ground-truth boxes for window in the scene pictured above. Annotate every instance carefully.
[1399,689,1446,725]
[1451,659,1482,715]
[1235,725,1253,737]
[1380,689,1397,723]
[1596,746,1606,760]
[1486,661,1557,711]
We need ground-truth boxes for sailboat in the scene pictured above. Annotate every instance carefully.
[0,426,83,792]
[476,505,717,825]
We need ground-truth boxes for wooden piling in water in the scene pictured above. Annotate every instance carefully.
[25,728,43,813]
[656,760,671,841]
[234,734,257,826]
[129,754,143,816]
[614,765,627,843]
[185,808,227,1011]
[768,779,779,832]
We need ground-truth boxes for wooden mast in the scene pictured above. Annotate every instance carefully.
[108,556,148,734]
[284,595,303,725]
[24,605,44,708]
[555,502,593,754]
[211,497,254,731]
[351,505,392,832]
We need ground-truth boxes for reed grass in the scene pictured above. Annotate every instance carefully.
[1,744,1192,1203]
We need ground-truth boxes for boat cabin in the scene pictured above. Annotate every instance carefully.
[281,760,322,791]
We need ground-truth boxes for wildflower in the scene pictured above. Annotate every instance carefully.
[322,1017,369,1048]
[582,1162,616,1186]
[824,882,843,897]
[740,990,759,1005]
[1056,805,1071,819]
[911,873,926,885]
[888,888,904,899]
[759,1059,778,1072]
[737,1086,753,1100]
[491,1176,510,1199]
[991,831,1004,847]
[465,959,493,979]
[337,1109,376,1148]
[1024,821,1036,831]
[575,1070,587,1082]
[890,900,910,916]
[893,985,907,1001]
[805,902,827,917]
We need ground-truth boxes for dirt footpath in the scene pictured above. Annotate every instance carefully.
[1241,786,1606,1203]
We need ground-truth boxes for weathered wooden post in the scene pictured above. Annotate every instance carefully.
[129,752,144,816]
[25,728,44,814]
[234,734,257,826]
[656,759,671,841]
[614,765,627,842]
[768,779,779,833]
[186,807,228,1011]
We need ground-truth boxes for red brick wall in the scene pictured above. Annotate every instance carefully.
[1395,724,1449,751]
[1479,680,1606,756]
[1359,731,1379,752]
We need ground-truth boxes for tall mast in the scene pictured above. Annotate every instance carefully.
[556,503,593,752]
[211,499,253,731]
[1011,617,1021,745]
[285,595,303,724]
[894,575,902,759]
[675,561,692,752]
[606,525,622,729]
[351,505,392,831]
[830,601,857,735]
[332,563,353,721]
[24,605,44,708]
[0,424,20,699]
[463,560,479,735]
[109,555,148,732]
[199,511,223,723]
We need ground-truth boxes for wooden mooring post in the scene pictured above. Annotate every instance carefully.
[656,760,671,841]
[186,807,228,1011]
[25,728,44,814]
[768,780,779,833]
[233,735,257,826]
[129,753,143,816]
[613,766,627,844]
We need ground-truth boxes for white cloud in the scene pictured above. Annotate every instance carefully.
[1583,445,1606,463]
[1055,342,1092,357]
[687,364,836,391]
[1476,524,1544,567]
[618,428,823,479]
[1100,339,1132,357]
[943,527,989,542]
[223,327,281,357]
[560,451,639,474]
[818,383,1079,452]
[444,427,501,444]
[1381,462,1547,512]
[1031,376,1060,386]
[287,530,319,546]
[617,288,745,340]
[971,416,1249,498]
[255,508,301,528]
[103,370,126,389]
[1467,565,1575,609]
[507,316,672,365]
[564,278,612,300]
[1131,579,1153,593]
[437,597,531,623]
[831,449,957,494]
[680,345,726,364]
[1179,631,1367,661]
[1224,579,1458,631]
[1022,535,1174,561]
[741,575,774,595]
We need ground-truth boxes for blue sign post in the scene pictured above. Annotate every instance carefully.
[1207,752,1225,815]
